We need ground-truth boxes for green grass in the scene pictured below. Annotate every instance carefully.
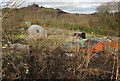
[46,23,115,36]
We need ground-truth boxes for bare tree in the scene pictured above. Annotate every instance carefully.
[97,2,119,13]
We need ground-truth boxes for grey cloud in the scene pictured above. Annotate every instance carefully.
[37,2,102,14]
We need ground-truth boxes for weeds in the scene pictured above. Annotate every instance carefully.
[2,5,118,36]
[1,2,119,81]
[2,35,119,80]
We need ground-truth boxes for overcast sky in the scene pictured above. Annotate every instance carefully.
[1,0,120,14]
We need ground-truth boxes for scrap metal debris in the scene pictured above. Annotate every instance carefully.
[9,43,30,54]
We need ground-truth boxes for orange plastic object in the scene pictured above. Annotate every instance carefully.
[92,42,104,53]
[109,40,120,48]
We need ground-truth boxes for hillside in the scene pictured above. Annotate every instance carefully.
[2,4,119,36]
[2,3,120,80]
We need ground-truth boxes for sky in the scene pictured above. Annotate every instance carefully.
[0,0,120,14]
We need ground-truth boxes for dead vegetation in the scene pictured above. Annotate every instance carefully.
[2,29,120,80]
[2,3,119,36]
[1,2,120,81]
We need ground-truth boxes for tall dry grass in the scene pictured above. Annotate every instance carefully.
[2,4,118,36]
[2,31,120,80]
[1,1,119,80]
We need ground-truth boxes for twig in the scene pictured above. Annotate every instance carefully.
[116,54,119,81]
[76,64,82,70]
[78,68,116,74]
[3,56,20,74]
[110,50,116,81]
[1,63,9,73]
[2,29,11,44]
[0,0,26,20]
[35,65,47,79]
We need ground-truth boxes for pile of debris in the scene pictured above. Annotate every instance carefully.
[64,34,120,57]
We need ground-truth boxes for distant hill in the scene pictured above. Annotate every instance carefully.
[2,4,119,36]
